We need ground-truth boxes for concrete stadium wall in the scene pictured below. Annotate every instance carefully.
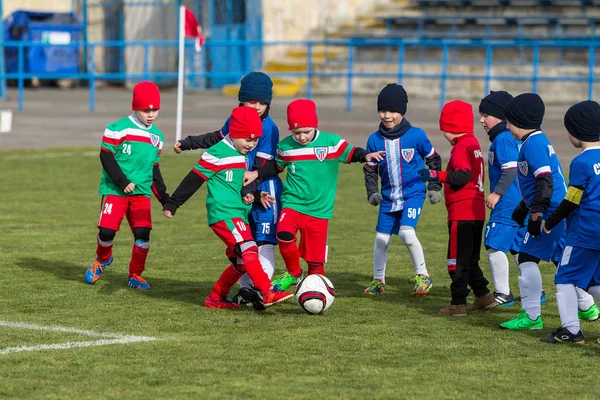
[3,0,72,16]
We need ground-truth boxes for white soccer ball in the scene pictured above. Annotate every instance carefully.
[295,274,335,315]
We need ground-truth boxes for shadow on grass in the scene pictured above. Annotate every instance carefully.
[16,257,214,307]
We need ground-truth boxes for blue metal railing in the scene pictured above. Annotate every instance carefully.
[0,38,598,111]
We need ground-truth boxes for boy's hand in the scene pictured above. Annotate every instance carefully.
[486,192,501,210]
[428,190,442,205]
[543,220,552,234]
[364,151,385,163]
[243,193,255,205]
[163,210,174,219]
[368,193,382,206]
[259,191,276,209]
[244,170,259,186]
[173,141,183,154]
[418,169,438,183]
[527,212,544,237]
[511,205,528,227]
[124,182,136,194]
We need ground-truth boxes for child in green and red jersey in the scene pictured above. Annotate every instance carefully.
[245,99,385,291]
[86,81,170,290]
[163,106,294,310]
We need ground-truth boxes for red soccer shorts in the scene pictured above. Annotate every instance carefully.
[211,218,255,260]
[98,194,152,231]
[277,208,329,263]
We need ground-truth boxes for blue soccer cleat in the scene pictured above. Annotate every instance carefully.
[128,274,151,290]
[85,256,113,284]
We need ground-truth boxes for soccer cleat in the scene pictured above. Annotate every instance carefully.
[204,296,240,310]
[469,292,498,312]
[412,274,432,295]
[127,274,151,290]
[439,304,467,317]
[540,327,585,344]
[231,290,252,306]
[494,291,515,307]
[578,304,600,322]
[271,271,303,291]
[499,310,543,330]
[364,279,386,295]
[239,287,266,311]
[514,290,547,304]
[85,256,113,284]
[263,287,294,307]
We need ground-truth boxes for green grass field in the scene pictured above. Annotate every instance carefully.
[1,148,599,399]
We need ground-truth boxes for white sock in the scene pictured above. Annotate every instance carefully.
[588,285,600,301]
[518,262,542,320]
[374,232,392,283]
[576,287,596,311]
[239,244,276,289]
[512,253,519,267]
[556,284,581,335]
[398,227,428,276]
[487,249,510,296]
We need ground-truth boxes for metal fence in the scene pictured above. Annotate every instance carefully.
[1,38,599,111]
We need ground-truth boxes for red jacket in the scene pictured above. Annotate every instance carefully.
[437,133,486,221]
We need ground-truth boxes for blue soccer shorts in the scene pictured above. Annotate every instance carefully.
[249,177,283,245]
[376,197,424,234]
[555,245,600,289]
[519,219,566,262]
[484,221,523,253]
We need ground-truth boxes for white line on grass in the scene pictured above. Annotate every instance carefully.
[0,320,157,355]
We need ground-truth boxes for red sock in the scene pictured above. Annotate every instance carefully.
[210,264,243,300]
[96,236,113,263]
[278,240,302,278]
[241,251,271,295]
[307,262,325,276]
[128,241,149,277]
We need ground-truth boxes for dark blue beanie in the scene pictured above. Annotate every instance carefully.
[377,83,408,115]
[564,100,600,142]
[479,90,513,120]
[238,72,273,104]
[505,93,545,130]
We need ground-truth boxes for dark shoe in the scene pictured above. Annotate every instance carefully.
[231,290,251,306]
[494,291,515,307]
[540,327,585,344]
[239,287,266,311]
[469,292,498,312]
[440,304,467,316]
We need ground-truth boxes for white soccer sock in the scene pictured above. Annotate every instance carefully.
[398,227,428,276]
[518,262,542,320]
[556,284,581,335]
[487,249,510,296]
[239,244,276,289]
[588,285,600,301]
[575,286,595,312]
[373,232,392,283]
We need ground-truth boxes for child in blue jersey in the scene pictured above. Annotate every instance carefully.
[479,90,523,306]
[499,93,567,331]
[363,84,443,295]
[541,101,600,344]
[173,72,283,304]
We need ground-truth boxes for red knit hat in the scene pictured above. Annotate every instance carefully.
[439,100,474,134]
[229,106,263,139]
[132,81,160,110]
[287,99,318,130]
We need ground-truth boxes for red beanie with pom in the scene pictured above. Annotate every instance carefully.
[287,99,319,130]
[229,106,263,139]
[439,100,474,134]
[132,81,160,110]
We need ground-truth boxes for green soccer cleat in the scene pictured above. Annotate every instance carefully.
[412,274,433,295]
[499,310,543,330]
[271,271,302,291]
[364,279,385,295]
[578,304,600,322]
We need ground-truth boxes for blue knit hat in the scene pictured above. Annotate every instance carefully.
[238,72,273,104]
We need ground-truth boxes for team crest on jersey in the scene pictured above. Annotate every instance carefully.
[314,147,328,162]
[488,151,495,165]
[518,161,529,176]
[150,134,160,148]
[402,148,415,163]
